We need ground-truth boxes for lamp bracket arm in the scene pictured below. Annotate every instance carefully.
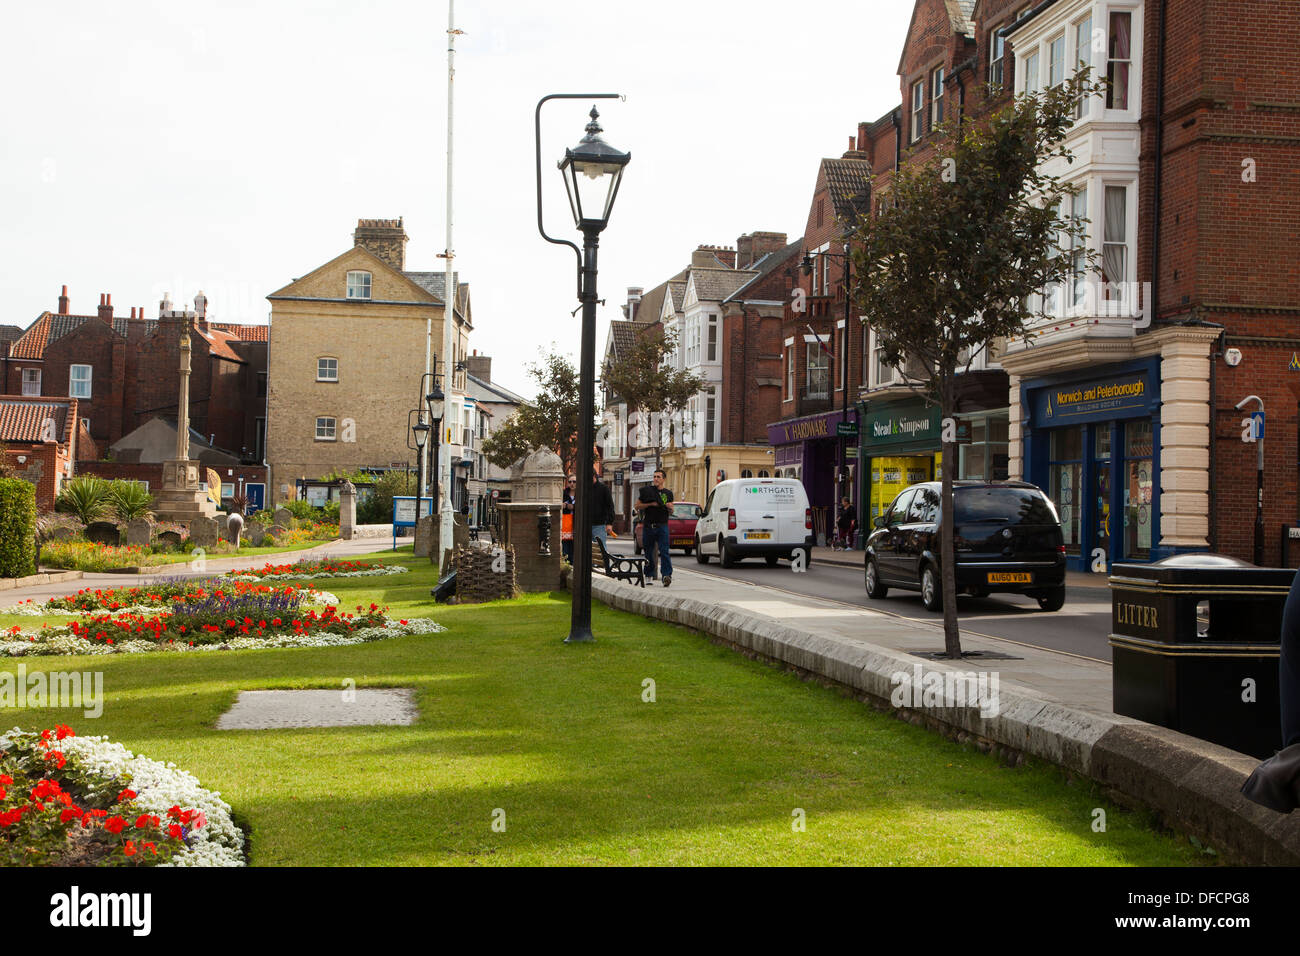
[535,92,623,301]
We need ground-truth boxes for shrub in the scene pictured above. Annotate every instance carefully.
[54,475,111,525]
[105,480,154,523]
[282,499,317,522]
[39,540,160,572]
[358,470,413,524]
[0,478,38,578]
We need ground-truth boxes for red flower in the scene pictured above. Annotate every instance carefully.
[0,774,12,785]
[105,815,127,834]
[117,788,137,802]
[55,725,75,740]
[167,823,183,840]
[123,841,137,856]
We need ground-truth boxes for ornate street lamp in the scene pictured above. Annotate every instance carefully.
[426,376,446,517]
[408,412,430,522]
[536,93,629,644]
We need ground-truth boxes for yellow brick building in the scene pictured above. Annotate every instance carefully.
[266,219,471,504]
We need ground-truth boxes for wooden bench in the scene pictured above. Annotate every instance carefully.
[592,537,648,588]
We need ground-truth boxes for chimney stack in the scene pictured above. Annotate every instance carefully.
[353,217,409,271]
[736,232,789,268]
[691,245,737,270]
[463,353,492,383]
[97,293,114,325]
[58,285,69,315]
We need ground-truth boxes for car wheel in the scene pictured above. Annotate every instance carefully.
[684,547,694,556]
[1037,586,1066,612]
[695,536,709,564]
[720,541,737,568]
[865,557,887,599]
[921,565,942,612]
[764,555,779,567]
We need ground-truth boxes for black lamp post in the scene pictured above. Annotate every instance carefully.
[802,244,857,546]
[536,93,629,644]
[408,412,430,518]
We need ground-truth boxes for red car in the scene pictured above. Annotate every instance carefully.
[634,501,702,556]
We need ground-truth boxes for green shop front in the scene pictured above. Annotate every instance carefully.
[1020,359,1163,571]
[857,394,1011,525]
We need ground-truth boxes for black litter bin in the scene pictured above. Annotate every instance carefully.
[1110,553,1292,758]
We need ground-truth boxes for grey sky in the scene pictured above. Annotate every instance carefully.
[2,1,912,397]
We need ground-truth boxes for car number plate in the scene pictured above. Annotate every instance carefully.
[672,538,692,546]
[745,532,771,540]
[987,572,1032,583]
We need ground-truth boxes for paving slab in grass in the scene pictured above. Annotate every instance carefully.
[216,688,417,730]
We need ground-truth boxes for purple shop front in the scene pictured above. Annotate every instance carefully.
[767,409,856,544]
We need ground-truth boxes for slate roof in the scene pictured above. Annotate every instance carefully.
[723,240,804,303]
[467,373,527,406]
[690,267,758,303]
[0,396,72,443]
[824,157,873,224]
[0,325,22,343]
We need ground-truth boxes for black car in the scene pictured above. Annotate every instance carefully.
[863,480,1067,611]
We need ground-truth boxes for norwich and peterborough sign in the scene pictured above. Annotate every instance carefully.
[1036,371,1153,425]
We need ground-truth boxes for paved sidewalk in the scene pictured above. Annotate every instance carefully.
[587,563,1300,863]
[0,536,399,606]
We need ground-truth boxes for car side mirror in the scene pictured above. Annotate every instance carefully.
[695,506,703,518]
[873,515,887,529]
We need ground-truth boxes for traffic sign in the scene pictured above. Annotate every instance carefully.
[836,422,858,438]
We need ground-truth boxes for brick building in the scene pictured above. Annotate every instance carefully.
[2,286,269,468]
[267,218,473,507]
[0,395,84,510]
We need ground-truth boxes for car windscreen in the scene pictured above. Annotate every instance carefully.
[671,503,697,519]
[954,487,1059,525]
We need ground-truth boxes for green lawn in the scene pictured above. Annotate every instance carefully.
[0,549,1208,866]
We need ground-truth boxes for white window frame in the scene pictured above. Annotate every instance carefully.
[21,368,41,396]
[317,357,339,382]
[784,337,795,400]
[315,417,337,441]
[1048,32,1066,88]
[706,315,718,362]
[931,66,945,128]
[836,321,847,393]
[910,78,925,142]
[1069,183,1090,308]
[989,28,1007,89]
[69,364,92,399]
[1024,48,1041,94]
[706,392,716,445]
[1106,9,1134,111]
[806,341,830,399]
[861,322,870,386]
[1074,14,1094,120]
[346,271,372,299]
[1101,180,1135,311]
[870,328,901,388]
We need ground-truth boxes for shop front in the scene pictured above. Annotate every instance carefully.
[858,399,942,527]
[1020,358,1162,571]
[767,409,855,545]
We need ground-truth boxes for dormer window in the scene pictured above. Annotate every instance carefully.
[346,271,372,299]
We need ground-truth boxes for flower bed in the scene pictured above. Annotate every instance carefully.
[1,725,244,866]
[227,559,410,582]
[29,579,322,614]
[39,540,165,573]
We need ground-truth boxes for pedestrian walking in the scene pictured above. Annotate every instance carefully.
[635,468,674,586]
[590,475,615,547]
[835,496,857,551]
[561,473,576,563]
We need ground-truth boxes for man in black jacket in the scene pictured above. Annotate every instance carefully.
[589,476,615,548]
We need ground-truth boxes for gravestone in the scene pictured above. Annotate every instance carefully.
[157,530,183,551]
[265,525,287,542]
[52,526,77,542]
[189,516,220,549]
[413,515,435,559]
[273,507,294,529]
[85,522,120,546]
[247,523,267,547]
[124,519,153,548]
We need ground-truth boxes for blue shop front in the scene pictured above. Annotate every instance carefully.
[1021,358,1168,571]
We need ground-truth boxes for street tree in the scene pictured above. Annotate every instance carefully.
[482,347,586,472]
[848,72,1103,659]
[600,325,704,467]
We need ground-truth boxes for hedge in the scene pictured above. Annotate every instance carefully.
[0,478,38,578]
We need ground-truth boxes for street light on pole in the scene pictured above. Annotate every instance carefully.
[536,93,630,644]
[408,411,430,520]
[1236,393,1265,565]
[426,375,446,521]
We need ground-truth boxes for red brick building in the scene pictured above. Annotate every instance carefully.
[2,287,268,467]
[0,395,84,510]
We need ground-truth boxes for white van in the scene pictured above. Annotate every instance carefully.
[693,477,814,568]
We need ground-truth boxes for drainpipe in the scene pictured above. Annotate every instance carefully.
[1150,0,1168,326]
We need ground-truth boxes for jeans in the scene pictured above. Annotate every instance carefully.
[591,524,608,547]
[643,523,672,579]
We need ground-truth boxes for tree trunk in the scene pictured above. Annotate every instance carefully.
[940,380,962,659]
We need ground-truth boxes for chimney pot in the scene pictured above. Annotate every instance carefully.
[58,285,69,315]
